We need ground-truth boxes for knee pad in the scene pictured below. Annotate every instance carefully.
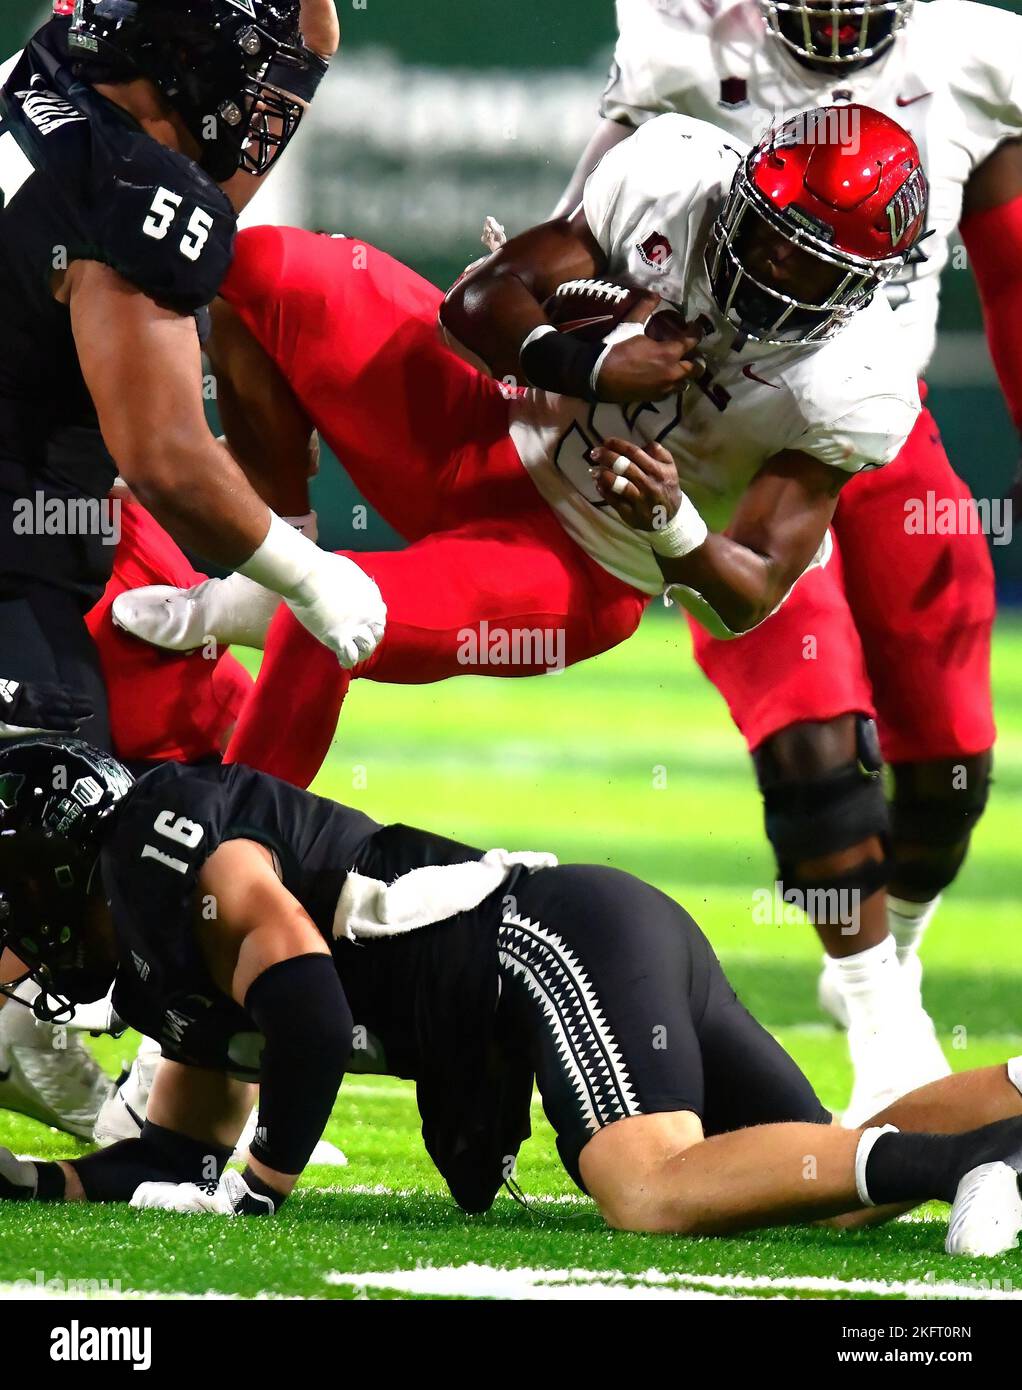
[890,761,992,847]
[889,758,992,897]
[757,715,891,899]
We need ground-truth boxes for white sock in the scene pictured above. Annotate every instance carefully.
[832,935,903,1031]
[197,510,320,651]
[887,893,941,965]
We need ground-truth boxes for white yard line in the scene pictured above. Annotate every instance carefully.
[0,1282,303,1302]
[328,1264,1022,1302]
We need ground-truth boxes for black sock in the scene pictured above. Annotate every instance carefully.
[866,1117,1022,1206]
[33,1161,66,1201]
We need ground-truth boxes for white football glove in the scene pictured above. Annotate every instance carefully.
[286,551,387,669]
[130,1169,275,1217]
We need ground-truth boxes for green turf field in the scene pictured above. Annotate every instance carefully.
[1,609,1020,1301]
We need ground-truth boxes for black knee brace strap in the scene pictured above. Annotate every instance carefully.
[761,757,889,868]
[757,717,891,902]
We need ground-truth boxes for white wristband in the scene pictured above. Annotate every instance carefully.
[590,320,648,398]
[644,493,708,559]
[237,512,320,600]
[854,1124,899,1206]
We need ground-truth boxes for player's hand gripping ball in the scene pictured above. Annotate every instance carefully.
[590,437,685,534]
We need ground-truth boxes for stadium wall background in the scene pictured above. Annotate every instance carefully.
[5,2,1018,595]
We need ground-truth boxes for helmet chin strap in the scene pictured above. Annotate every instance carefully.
[31,987,76,1026]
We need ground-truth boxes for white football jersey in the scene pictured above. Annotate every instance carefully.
[601,0,1022,374]
[509,115,920,632]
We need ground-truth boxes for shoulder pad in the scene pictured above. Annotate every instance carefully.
[88,116,236,313]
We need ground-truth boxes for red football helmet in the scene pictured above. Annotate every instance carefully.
[705,105,928,345]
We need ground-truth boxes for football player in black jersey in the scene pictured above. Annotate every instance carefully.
[1,737,1022,1254]
[0,0,383,758]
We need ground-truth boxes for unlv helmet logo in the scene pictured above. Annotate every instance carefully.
[885,164,927,249]
[637,232,673,270]
[53,0,76,13]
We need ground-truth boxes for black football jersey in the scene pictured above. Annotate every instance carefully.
[100,761,500,1084]
[0,18,236,589]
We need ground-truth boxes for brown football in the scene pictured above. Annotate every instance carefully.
[544,278,701,349]
[543,278,648,342]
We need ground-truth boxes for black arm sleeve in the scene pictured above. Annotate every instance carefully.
[71,1122,233,1204]
[245,954,352,1176]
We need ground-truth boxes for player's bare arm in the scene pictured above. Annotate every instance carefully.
[66,261,272,567]
[593,438,846,633]
[441,208,700,399]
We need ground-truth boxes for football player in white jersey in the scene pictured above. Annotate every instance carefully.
[559,0,1018,1123]
[112,109,924,792]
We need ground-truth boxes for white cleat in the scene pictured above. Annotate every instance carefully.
[93,1036,162,1146]
[112,581,217,653]
[842,1006,952,1128]
[112,575,279,654]
[0,998,114,1140]
[946,1162,1022,1257]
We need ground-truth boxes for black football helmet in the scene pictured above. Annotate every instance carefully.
[0,737,133,1021]
[67,0,327,182]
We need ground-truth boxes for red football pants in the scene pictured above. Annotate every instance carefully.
[86,503,253,765]
[221,229,648,785]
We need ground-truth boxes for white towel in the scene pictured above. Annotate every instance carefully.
[333,849,558,942]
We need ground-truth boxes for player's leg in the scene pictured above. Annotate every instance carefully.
[222,227,523,540]
[835,399,996,993]
[688,547,947,1121]
[87,501,253,765]
[224,507,648,786]
[502,863,1022,1238]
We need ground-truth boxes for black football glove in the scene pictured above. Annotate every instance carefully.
[0,679,93,735]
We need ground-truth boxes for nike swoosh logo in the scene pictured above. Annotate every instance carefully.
[896,92,932,107]
[742,364,780,388]
[556,314,615,335]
